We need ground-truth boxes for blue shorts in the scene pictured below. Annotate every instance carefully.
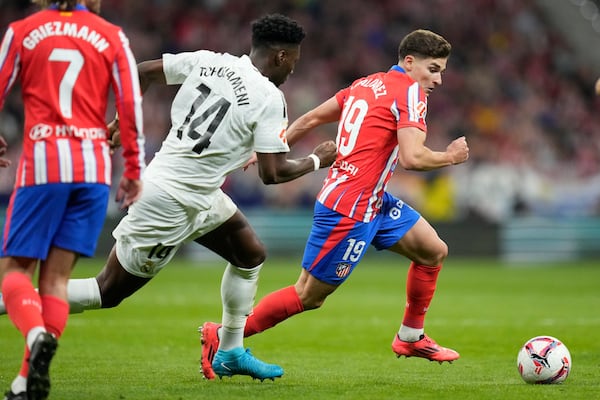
[1,183,110,259]
[302,192,420,285]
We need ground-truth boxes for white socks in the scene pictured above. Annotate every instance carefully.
[219,263,262,351]
[0,278,101,316]
[26,327,46,350]
[11,375,26,394]
[67,278,102,313]
[398,325,424,342]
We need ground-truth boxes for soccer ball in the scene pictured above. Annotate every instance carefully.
[517,336,571,384]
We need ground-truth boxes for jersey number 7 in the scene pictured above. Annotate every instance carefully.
[49,48,84,119]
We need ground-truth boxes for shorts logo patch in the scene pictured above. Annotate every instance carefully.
[389,199,405,220]
[335,262,352,278]
[141,260,155,274]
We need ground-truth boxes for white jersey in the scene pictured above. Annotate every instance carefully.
[143,50,290,208]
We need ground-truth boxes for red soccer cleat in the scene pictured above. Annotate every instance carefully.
[392,334,459,364]
[199,322,221,380]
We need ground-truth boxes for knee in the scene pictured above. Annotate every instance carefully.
[235,242,267,269]
[437,240,449,263]
[416,239,448,266]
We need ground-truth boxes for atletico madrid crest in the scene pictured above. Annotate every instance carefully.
[335,262,352,278]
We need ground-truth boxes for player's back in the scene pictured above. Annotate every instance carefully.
[9,9,122,131]
[145,50,289,206]
[1,8,135,186]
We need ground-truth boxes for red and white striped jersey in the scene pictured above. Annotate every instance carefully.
[317,67,428,222]
[0,6,145,187]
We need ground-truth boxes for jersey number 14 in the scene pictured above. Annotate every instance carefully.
[177,83,231,154]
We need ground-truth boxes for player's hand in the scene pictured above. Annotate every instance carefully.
[312,140,337,168]
[0,135,11,167]
[595,77,600,95]
[243,152,258,171]
[116,177,143,209]
[107,119,121,154]
[446,136,469,165]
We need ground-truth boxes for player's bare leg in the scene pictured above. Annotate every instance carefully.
[93,246,152,309]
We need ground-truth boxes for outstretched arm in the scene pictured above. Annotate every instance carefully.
[286,96,341,147]
[255,96,341,184]
[256,140,337,184]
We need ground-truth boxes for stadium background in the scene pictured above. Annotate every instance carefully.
[1,0,600,261]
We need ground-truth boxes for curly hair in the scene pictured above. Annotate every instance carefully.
[32,0,79,10]
[251,14,306,49]
[398,29,451,60]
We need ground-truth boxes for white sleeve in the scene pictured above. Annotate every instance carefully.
[162,50,213,85]
[253,90,291,154]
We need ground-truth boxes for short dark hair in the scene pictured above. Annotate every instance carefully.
[251,14,306,49]
[33,0,78,10]
[398,29,451,60]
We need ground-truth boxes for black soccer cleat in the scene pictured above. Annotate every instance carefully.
[26,332,58,400]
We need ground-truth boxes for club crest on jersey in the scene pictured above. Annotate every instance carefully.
[335,262,352,278]
[415,101,427,120]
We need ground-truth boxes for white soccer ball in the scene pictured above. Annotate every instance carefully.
[517,336,571,384]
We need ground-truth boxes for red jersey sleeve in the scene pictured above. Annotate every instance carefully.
[334,87,350,109]
[0,26,19,110]
[111,29,145,180]
[394,80,428,133]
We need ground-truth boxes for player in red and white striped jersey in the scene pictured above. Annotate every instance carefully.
[0,1,145,399]
[199,29,470,374]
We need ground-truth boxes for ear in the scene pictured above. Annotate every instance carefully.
[403,55,415,71]
[274,49,287,66]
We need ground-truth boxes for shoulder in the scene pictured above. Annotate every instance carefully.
[253,79,284,112]
[384,70,417,91]
[237,56,278,94]
[6,10,42,34]
[91,14,124,38]
[164,49,219,66]
[2,10,52,45]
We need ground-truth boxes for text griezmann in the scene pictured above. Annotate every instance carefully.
[23,22,109,53]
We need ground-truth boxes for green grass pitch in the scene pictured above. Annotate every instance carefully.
[1,255,599,399]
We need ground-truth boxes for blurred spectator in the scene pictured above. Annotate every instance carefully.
[1,0,600,222]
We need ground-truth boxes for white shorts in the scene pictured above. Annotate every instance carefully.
[113,181,237,278]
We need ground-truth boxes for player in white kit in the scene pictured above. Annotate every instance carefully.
[17,13,337,381]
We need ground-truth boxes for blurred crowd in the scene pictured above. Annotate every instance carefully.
[1,0,600,222]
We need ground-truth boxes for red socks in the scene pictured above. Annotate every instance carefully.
[244,285,304,337]
[402,263,442,329]
[243,264,441,337]
[2,272,69,377]
[41,295,69,339]
[1,272,44,335]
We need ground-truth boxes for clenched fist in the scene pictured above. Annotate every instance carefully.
[312,140,337,168]
[447,136,469,165]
